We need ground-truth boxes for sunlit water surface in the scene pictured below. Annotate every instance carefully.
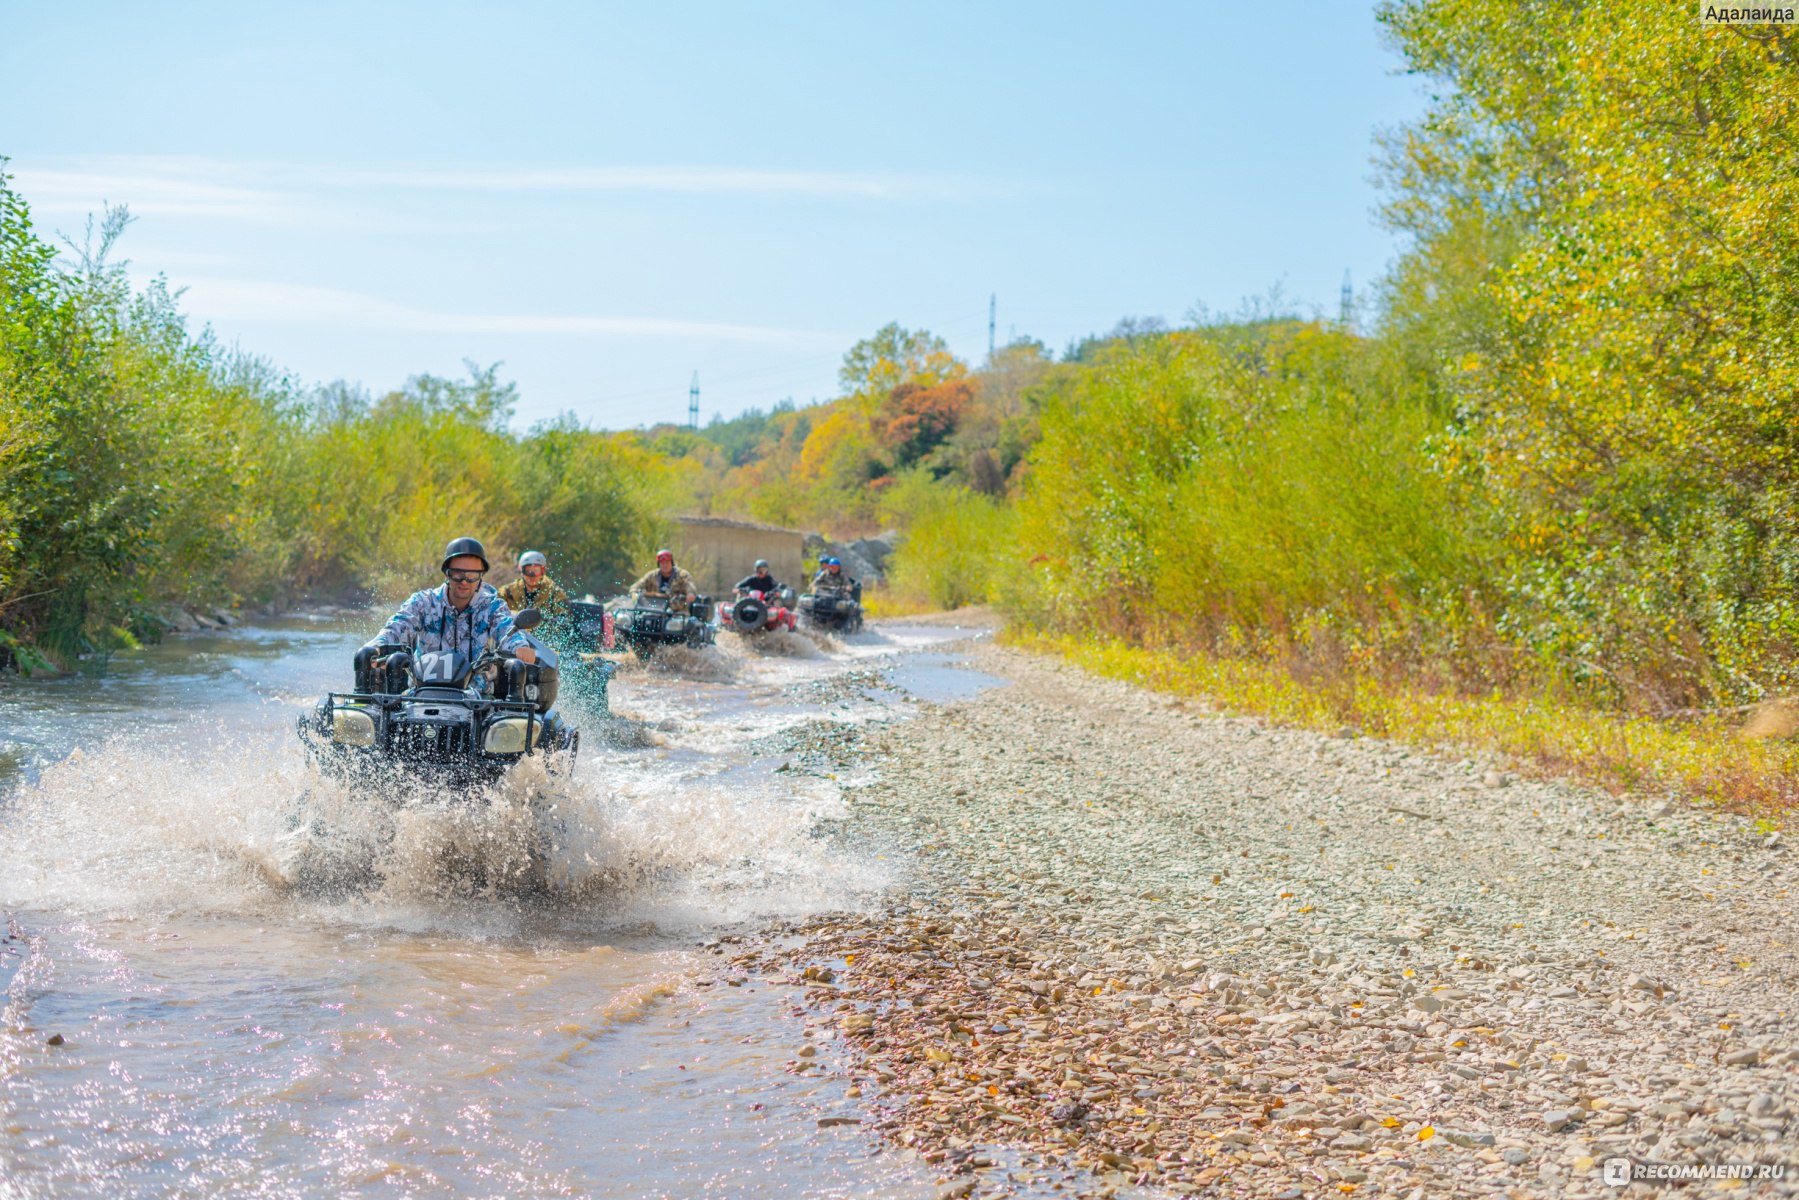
[0,614,999,1198]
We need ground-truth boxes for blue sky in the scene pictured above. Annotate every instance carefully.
[2,2,1425,430]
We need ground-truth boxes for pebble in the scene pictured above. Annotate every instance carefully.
[726,639,1799,1200]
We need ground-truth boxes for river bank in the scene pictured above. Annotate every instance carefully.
[740,638,1799,1198]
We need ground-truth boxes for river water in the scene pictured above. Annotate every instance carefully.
[0,613,997,1198]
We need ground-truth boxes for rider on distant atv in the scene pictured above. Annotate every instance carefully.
[734,559,783,597]
[630,549,699,606]
[498,549,570,615]
[811,556,855,596]
[366,536,538,668]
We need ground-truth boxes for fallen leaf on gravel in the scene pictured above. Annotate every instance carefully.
[1418,1126,1435,1141]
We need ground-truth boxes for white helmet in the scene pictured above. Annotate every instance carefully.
[518,550,548,570]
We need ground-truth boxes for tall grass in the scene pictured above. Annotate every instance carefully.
[878,472,1015,611]
[1001,322,1499,669]
[1023,631,1796,823]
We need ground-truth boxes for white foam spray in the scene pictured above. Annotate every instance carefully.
[0,723,890,939]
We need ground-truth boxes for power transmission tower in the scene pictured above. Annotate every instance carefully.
[688,371,700,430]
[1340,270,1354,329]
[988,293,997,359]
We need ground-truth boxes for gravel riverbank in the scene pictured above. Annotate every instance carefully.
[733,636,1798,1198]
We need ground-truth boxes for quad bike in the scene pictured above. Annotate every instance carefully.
[297,607,578,786]
[716,587,799,635]
[555,599,620,713]
[798,583,864,633]
[611,593,717,660]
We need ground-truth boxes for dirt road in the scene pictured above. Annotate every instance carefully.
[736,635,1798,1198]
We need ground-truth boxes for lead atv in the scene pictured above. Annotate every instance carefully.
[798,583,864,633]
[297,608,578,786]
[716,587,799,636]
[611,593,717,660]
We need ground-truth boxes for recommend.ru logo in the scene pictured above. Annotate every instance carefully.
[1604,1157,1789,1187]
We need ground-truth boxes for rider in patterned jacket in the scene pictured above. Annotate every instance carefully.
[366,537,537,667]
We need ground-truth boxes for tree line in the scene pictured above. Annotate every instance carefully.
[0,180,681,670]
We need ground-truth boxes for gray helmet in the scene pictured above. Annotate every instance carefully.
[441,536,490,573]
[754,559,769,570]
[518,550,548,570]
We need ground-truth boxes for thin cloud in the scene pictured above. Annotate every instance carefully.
[11,166,312,224]
[13,156,994,220]
[334,164,984,201]
[178,277,838,345]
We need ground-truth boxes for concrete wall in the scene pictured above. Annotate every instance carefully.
[673,516,807,597]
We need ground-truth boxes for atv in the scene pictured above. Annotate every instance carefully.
[611,593,717,660]
[297,607,578,786]
[716,587,799,635]
[555,599,620,713]
[798,584,864,633]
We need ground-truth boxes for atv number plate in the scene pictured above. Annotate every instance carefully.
[415,650,468,682]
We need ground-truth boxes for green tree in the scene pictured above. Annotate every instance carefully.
[838,322,964,398]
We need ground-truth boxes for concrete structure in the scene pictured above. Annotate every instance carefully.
[673,515,807,598]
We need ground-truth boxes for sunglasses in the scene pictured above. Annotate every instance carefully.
[523,565,546,575]
[444,569,485,583]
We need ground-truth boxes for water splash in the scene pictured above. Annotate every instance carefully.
[613,644,739,682]
[716,629,833,660]
[0,727,890,937]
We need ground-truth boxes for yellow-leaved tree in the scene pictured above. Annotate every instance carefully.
[1382,0,1799,708]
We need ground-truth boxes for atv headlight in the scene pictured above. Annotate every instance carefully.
[332,707,376,748]
[483,717,542,755]
[667,616,689,632]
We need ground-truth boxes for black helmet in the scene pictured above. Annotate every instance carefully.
[441,536,490,573]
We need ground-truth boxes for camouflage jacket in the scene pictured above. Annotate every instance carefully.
[497,576,571,613]
[812,570,854,595]
[630,565,697,603]
[364,583,529,658]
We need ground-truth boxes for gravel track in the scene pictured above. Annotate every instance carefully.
[735,636,1798,1198]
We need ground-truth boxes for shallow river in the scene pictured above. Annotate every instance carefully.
[0,613,995,1198]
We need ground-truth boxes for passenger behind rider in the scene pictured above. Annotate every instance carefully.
[734,558,783,597]
[811,555,854,596]
[630,549,699,607]
[366,537,537,676]
[498,549,571,615]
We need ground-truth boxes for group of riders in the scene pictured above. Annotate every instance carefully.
[365,536,857,667]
